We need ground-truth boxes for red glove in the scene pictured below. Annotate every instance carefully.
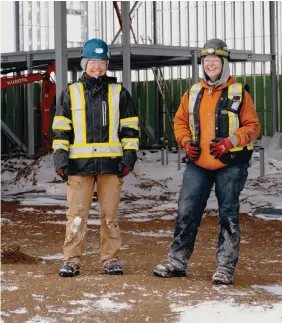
[210,138,233,159]
[184,141,201,161]
[56,167,68,181]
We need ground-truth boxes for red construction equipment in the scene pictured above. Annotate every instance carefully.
[1,61,56,153]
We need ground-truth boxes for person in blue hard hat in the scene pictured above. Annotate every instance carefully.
[52,38,139,277]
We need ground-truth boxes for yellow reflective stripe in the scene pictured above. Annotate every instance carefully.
[228,83,243,112]
[70,142,122,148]
[53,116,72,123]
[108,85,113,142]
[120,117,139,123]
[69,144,123,158]
[108,84,122,143]
[69,84,77,142]
[121,138,139,150]
[78,83,86,144]
[52,117,72,130]
[52,140,69,151]
[70,83,86,145]
[70,152,123,159]
[227,111,239,136]
[120,117,139,131]
[230,146,253,152]
[189,83,201,141]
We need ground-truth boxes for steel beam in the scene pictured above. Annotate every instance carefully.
[14,2,20,51]
[27,53,35,156]
[270,1,278,135]
[121,1,131,94]
[1,120,28,152]
[54,2,68,99]
[1,45,274,71]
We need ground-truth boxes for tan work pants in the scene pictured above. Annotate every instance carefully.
[63,174,123,266]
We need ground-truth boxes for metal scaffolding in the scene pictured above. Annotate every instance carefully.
[1,1,282,155]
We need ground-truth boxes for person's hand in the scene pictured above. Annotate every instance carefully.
[184,141,201,161]
[210,138,233,159]
[56,167,69,181]
[118,162,131,178]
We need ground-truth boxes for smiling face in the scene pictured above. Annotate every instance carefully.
[86,59,108,78]
[203,55,222,82]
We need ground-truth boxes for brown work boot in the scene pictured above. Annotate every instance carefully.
[103,258,123,275]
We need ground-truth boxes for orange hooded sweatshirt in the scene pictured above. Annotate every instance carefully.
[174,77,261,170]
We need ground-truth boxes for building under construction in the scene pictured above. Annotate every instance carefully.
[1,1,282,156]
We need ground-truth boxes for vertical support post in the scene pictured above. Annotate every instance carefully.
[121,1,131,94]
[161,148,165,165]
[270,1,278,135]
[153,2,161,144]
[45,2,49,49]
[177,146,181,171]
[36,2,41,50]
[54,2,68,100]
[28,1,32,50]
[14,2,20,51]
[72,67,78,83]
[259,147,265,177]
[27,53,35,156]
[192,50,198,84]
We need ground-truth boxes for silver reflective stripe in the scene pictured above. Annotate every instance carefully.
[111,84,120,142]
[53,142,69,150]
[121,140,139,150]
[70,145,123,155]
[189,83,202,140]
[71,83,83,144]
[52,119,71,130]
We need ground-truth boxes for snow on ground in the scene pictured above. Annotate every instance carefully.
[1,134,282,321]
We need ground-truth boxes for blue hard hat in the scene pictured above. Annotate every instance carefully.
[81,38,110,60]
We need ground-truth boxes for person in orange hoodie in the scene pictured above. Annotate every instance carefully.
[153,39,260,284]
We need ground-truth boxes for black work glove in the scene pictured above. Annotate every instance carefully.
[118,163,131,178]
[118,150,137,178]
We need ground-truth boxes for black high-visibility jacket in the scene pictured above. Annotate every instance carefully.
[52,73,139,175]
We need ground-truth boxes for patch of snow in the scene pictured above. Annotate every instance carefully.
[9,308,27,314]
[17,207,36,212]
[171,301,282,323]
[25,316,57,323]
[69,298,131,312]
[1,286,18,292]
[125,230,173,237]
[0,218,11,223]
[252,284,282,296]
[32,294,45,302]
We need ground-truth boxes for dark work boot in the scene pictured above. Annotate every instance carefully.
[153,261,186,278]
[59,262,80,277]
[103,258,123,275]
[212,271,233,285]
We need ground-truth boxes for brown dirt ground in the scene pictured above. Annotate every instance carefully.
[1,200,282,323]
